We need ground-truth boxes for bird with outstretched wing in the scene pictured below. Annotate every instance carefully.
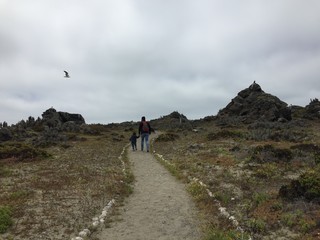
[64,71,70,78]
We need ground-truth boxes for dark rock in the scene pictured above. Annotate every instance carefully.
[304,98,320,120]
[41,108,85,128]
[217,82,291,123]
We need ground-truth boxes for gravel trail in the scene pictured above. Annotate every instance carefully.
[97,134,202,240]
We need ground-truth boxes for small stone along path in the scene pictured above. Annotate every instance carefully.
[96,134,202,240]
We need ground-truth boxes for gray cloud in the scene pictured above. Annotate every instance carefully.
[1,0,320,124]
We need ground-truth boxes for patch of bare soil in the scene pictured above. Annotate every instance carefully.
[96,134,202,240]
[0,133,129,240]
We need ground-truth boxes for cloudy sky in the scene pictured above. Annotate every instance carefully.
[1,0,320,124]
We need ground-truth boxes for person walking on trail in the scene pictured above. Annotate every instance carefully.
[138,116,151,152]
[129,132,139,151]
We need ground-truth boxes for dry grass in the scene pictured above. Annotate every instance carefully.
[153,120,320,240]
[0,127,131,240]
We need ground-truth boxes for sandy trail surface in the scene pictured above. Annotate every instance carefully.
[97,134,202,240]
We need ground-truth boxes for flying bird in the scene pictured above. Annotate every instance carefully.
[64,71,70,78]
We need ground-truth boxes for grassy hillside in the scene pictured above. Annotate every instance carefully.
[152,118,320,240]
[1,107,320,239]
[0,124,133,239]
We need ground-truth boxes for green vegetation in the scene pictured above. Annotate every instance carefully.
[281,210,316,233]
[0,164,11,177]
[299,167,320,200]
[155,133,180,142]
[280,165,320,201]
[0,124,130,239]
[254,163,279,179]
[247,218,267,233]
[252,192,270,206]
[0,142,49,160]
[207,130,245,141]
[204,228,251,240]
[0,206,13,233]
[187,181,208,202]
[250,144,293,163]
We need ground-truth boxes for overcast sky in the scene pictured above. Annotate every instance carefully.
[1,0,320,124]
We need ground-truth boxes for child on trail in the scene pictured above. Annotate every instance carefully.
[138,116,151,152]
[129,132,139,151]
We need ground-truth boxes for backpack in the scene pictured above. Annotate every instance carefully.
[142,121,149,132]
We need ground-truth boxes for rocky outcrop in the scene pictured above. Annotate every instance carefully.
[42,108,85,128]
[304,98,320,120]
[217,82,292,123]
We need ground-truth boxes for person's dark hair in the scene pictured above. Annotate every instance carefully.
[141,116,146,121]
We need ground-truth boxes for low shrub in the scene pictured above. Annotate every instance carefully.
[0,142,49,160]
[281,210,316,233]
[0,165,11,177]
[247,121,308,142]
[207,130,244,141]
[186,181,208,202]
[0,206,13,234]
[252,192,270,206]
[156,133,179,142]
[291,144,320,165]
[250,145,293,163]
[279,166,320,201]
[254,163,279,179]
[299,168,320,200]
[204,228,251,240]
[247,218,267,233]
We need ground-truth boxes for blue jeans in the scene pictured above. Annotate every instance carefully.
[141,133,149,151]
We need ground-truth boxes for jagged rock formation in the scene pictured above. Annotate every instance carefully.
[217,82,292,123]
[304,98,320,120]
[42,108,85,128]
[26,108,86,146]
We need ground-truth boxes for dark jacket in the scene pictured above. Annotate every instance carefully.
[129,134,139,143]
[138,121,151,135]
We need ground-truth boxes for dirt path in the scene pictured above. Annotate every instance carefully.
[96,134,202,240]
